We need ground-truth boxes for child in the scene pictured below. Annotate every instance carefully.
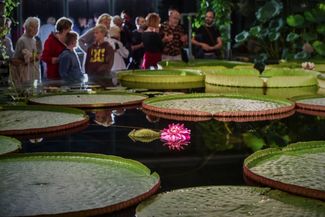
[85,24,114,84]
[58,32,85,83]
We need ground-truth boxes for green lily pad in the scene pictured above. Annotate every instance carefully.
[136,186,325,217]
[29,92,148,108]
[117,70,205,90]
[142,93,294,117]
[0,105,89,136]
[294,95,325,111]
[244,141,325,200]
[0,152,160,217]
[0,136,21,155]
[158,59,252,69]
[205,68,318,88]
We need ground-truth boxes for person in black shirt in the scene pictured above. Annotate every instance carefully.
[129,16,146,69]
[192,10,223,59]
[141,13,164,69]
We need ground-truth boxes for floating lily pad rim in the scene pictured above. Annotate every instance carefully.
[136,185,325,215]
[292,94,325,111]
[143,93,294,106]
[142,93,295,117]
[120,80,205,90]
[28,92,148,108]
[0,152,159,177]
[244,141,325,168]
[118,69,204,76]
[29,91,148,99]
[0,105,89,136]
[243,141,325,200]
[0,152,161,217]
[158,59,252,67]
[205,68,318,77]
[291,94,325,101]
[143,108,213,122]
[0,104,87,116]
[0,135,22,155]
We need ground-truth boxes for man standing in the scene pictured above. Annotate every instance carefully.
[160,8,187,61]
[192,10,223,59]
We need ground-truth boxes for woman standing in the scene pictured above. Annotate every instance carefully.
[41,17,72,80]
[141,13,165,69]
[11,17,41,86]
[79,13,112,53]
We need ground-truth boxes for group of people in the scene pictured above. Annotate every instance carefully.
[7,8,223,87]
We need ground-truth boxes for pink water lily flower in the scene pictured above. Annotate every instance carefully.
[160,123,191,143]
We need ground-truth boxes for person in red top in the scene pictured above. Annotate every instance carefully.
[41,17,72,80]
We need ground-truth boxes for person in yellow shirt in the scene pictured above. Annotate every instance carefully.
[85,24,114,85]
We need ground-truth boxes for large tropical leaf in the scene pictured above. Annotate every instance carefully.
[235,30,249,43]
[286,14,305,28]
[256,0,283,23]
[269,18,284,31]
[249,26,262,38]
[294,51,311,60]
[302,32,318,42]
[281,48,294,60]
[304,11,317,23]
[268,30,280,41]
[286,32,300,42]
[317,24,325,35]
[312,41,325,56]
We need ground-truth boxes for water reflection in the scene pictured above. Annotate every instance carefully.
[93,110,115,127]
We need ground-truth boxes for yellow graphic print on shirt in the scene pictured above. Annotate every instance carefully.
[90,48,105,63]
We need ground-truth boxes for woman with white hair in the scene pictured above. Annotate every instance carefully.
[79,13,112,52]
[12,17,41,86]
[107,26,129,72]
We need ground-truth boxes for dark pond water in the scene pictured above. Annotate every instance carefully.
[2,81,325,216]
[15,104,325,216]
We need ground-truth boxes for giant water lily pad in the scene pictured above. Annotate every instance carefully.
[136,186,325,217]
[0,136,21,155]
[263,69,318,87]
[142,93,295,117]
[0,105,89,136]
[205,68,318,87]
[206,84,317,99]
[159,59,252,69]
[0,152,160,217]
[118,70,204,90]
[244,141,325,200]
[29,92,147,108]
[294,95,325,111]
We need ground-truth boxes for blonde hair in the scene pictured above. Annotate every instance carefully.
[97,13,112,25]
[145,13,160,28]
[109,26,121,38]
[94,24,108,36]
